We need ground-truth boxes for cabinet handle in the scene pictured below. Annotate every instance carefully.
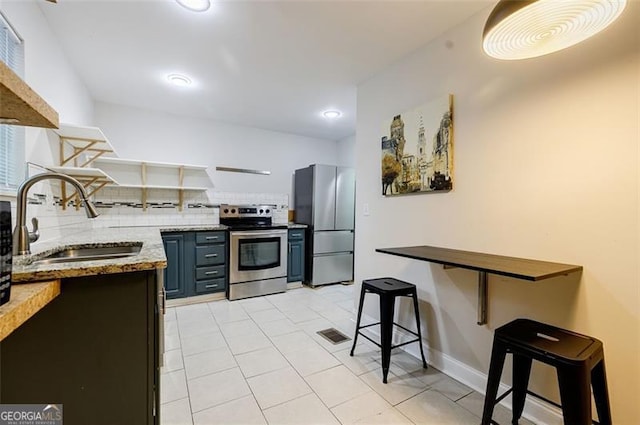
[205,271,219,275]
[206,236,219,240]
[205,253,218,258]
[205,284,219,289]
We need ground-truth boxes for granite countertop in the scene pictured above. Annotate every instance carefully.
[12,227,167,283]
[12,223,308,283]
[287,223,308,228]
[155,224,228,232]
[0,280,61,341]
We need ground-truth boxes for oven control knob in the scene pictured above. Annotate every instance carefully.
[231,209,236,213]
[266,209,270,213]
[223,208,229,214]
[259,209,264,214]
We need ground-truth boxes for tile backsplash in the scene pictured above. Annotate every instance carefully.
[93,187,290,228]
[4,183,290,249]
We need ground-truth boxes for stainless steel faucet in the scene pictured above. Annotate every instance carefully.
[13,172,99,256]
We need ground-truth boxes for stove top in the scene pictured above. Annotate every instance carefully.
[219,204,281,229]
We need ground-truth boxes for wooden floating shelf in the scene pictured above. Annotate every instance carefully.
[94,157,207,171]
[0,61,59,128]
[117,184,208,191]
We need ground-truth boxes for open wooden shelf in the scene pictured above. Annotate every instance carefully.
[0,60,59,128]
[54,123,117,168]
[93,157,210,211]
[94,156,207,171]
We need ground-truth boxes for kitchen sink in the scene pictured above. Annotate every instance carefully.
[32,243,143,265]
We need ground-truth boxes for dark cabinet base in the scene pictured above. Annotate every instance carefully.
[0,270,159,425]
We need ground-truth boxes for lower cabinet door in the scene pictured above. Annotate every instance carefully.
[196,278,226,294]
[163,234,185,299]
[287,241,304,282]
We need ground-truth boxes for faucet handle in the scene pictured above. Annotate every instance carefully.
[29,217,40,243]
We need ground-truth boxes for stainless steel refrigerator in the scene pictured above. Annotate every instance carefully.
[294,164,355,286]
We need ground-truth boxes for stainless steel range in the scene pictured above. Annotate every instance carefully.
[220,204,287,301]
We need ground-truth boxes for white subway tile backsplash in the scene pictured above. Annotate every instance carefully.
[9,186,291,240]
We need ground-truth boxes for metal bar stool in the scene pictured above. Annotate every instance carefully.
[481,318,612,425]
[350,277,427,383]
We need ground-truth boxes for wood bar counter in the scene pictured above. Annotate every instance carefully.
[376,245,582,325]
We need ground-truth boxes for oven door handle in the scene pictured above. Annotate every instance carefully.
[231,230,287,237]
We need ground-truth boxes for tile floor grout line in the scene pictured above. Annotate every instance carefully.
[164,285,502,425]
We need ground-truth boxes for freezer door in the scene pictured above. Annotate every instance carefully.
[294,166,314,226]
[335,167,355,230]
[311,253,353,286]
[312,164,337,230]
[313,230,354,254]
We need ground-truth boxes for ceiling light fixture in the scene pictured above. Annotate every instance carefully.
[323,110,342,119]
[167,73,192,87]
[482,0,627,60]
[176,0,210,12]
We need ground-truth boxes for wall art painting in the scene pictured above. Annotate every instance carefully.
[381,94,453,196]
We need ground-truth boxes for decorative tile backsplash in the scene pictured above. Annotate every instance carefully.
[93,187,290,227]
[9,181,290,247]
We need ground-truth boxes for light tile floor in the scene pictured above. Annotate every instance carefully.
[161,284,534,425]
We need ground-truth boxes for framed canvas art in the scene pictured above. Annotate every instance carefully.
[381,94,453,196]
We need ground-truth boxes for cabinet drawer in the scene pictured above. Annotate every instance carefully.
[196,231,226,245]
[195,245,226,266]
[196,265,226,281]
[195,278,226,294]
[288,229,305,240]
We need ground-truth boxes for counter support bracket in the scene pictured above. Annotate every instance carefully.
[477,271,488,325]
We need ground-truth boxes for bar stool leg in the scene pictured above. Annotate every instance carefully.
[410,289,427,368]
[591,358,612,425]
[350,285,367,356]
[511,353,532,424]
[481,339,508,425]
[557,364,592,425]
[379,294,396,384]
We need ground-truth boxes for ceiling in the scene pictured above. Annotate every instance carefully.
[37,0,493,141]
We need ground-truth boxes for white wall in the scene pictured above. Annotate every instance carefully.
[355,3,639,423]
[336,134,356,167]
[94,102,338,200]
[1,1,96,244]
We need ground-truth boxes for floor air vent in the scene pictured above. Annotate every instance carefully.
[317,328,351,345]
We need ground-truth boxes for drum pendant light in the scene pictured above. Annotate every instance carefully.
[482,0,627,60]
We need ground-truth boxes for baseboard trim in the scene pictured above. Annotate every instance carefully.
[166,292,226,307]
[358,316,563,425]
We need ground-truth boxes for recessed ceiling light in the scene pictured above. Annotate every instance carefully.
[176,0,210,12]
[323,110,341,119]
[167,73,192,87]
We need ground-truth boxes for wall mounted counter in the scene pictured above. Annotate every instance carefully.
[376,245,582,325]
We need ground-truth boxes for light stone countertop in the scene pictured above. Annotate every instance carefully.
[287,223,307,229]
[12,227,168,283]
[11,223,307,283]
[0,280,61,341]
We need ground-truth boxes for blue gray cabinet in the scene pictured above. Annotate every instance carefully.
[194,231,227,295]
[162,230,227,299]
[162,233,186,299]
[287,228,305,283]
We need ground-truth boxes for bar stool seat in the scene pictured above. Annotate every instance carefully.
[481,318,612,425]
[350,277,427,383]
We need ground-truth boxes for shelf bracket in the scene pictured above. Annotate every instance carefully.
[477,271,488,326]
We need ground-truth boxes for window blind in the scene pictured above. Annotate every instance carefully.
[0,12,25,192]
